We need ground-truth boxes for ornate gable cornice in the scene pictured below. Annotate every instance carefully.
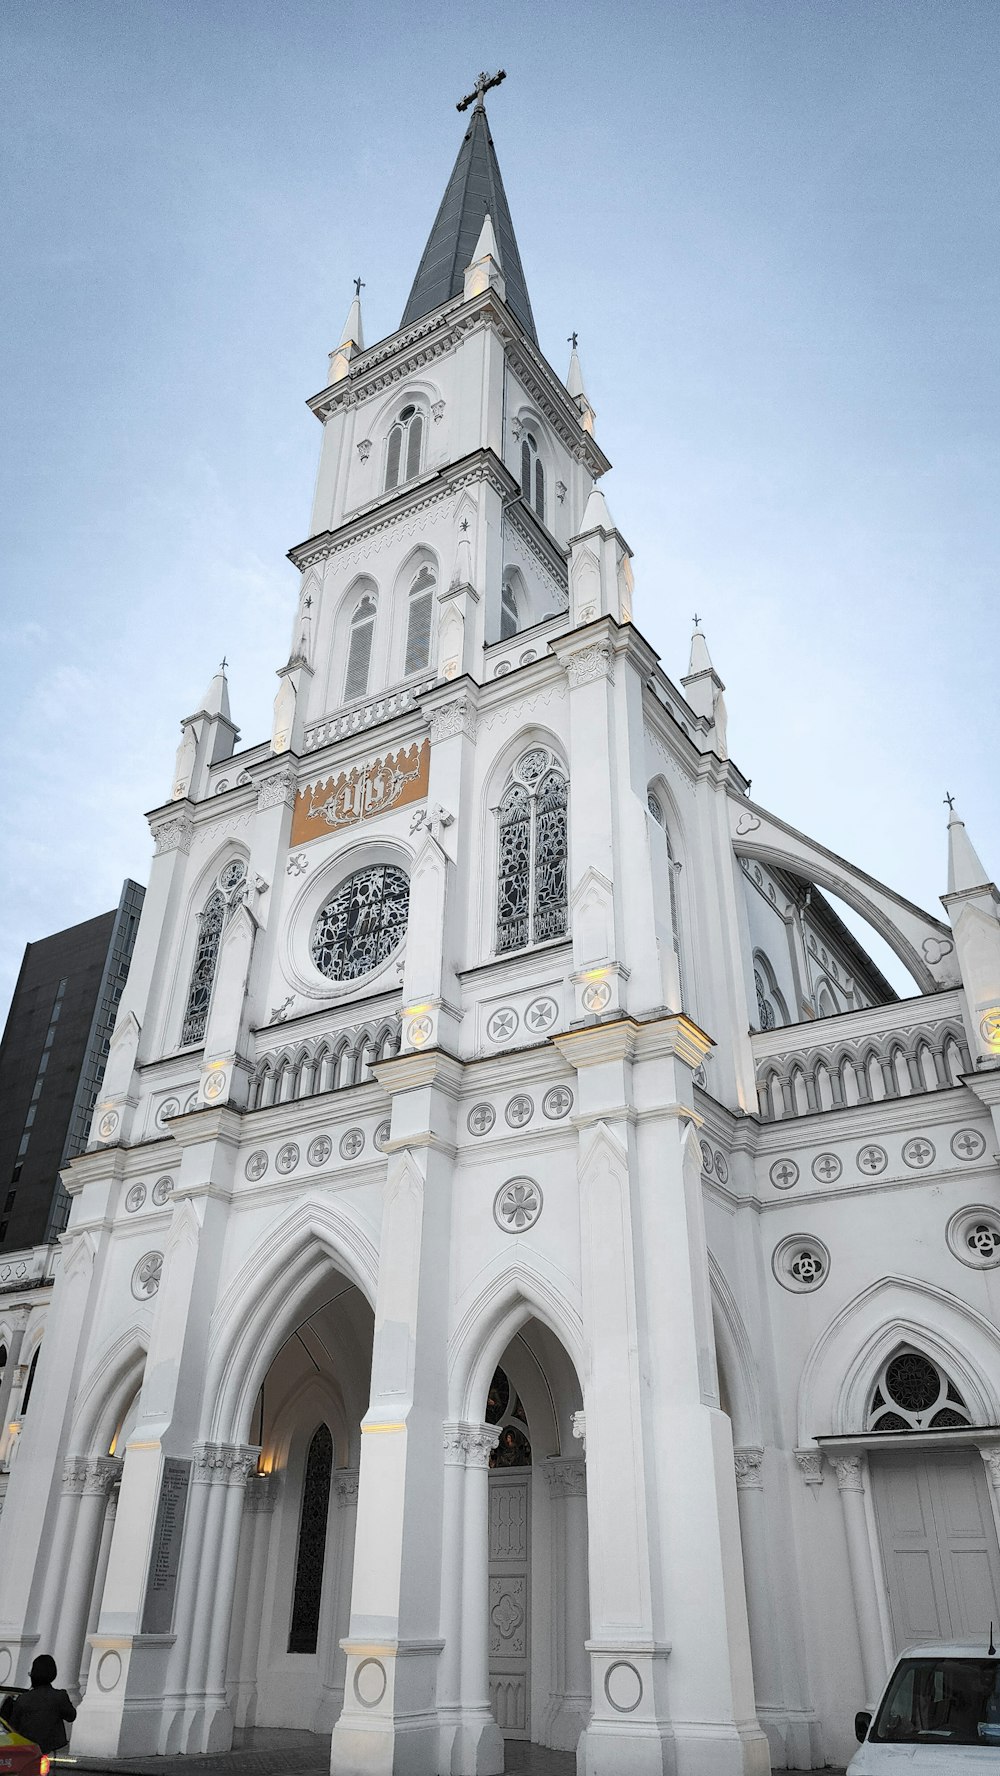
[307,291,610,479]
[288,450,516,574]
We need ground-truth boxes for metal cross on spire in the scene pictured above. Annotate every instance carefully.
[692,614,702,630]
[457,68,506,113]
[353,276,365,298]
[944,791,956,811]
[219,655,229,673]
[568,331,579,350]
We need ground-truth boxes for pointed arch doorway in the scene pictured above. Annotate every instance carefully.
[482,1319,590,1756]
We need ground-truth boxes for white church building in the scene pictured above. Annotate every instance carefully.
[1,84,999,1776]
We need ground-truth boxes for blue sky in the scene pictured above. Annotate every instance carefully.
[1,0,997,1017]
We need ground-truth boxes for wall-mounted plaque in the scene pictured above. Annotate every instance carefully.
[141,1457,191,1633]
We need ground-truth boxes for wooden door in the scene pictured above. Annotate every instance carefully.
[488,1469,530,1737]
[871,1448,1000,1649]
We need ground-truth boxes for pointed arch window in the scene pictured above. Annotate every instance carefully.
[404,565,435,675]
[647,792,684,993]
[485,1366,532,1469]
[867,1349,971,1432]
[384,404,424,492]
[344,593,377,701]
[181,859,248,1046]
[496,748,568,954]
[20,1346,39,1417]
[288,1423,334,1653]
[520,432,545,523]
[500,575,519,641]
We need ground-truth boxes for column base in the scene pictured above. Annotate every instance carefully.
[540,1693,589,1751]
[70,1636,176,1759]
[453,1706,504,1774]
[756,1707,821,1770]
[331,1641,445,1775]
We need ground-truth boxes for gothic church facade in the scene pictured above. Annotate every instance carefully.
[1,93,999,1776]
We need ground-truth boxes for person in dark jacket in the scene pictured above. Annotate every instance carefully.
[6,1656,76,1754]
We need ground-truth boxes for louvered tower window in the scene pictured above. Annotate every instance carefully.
[496,748,568,954]
[344,594,377,701]
[385,405,424,491]
[404,566,435,674]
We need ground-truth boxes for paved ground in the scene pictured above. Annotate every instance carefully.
[60,1726,847,1775]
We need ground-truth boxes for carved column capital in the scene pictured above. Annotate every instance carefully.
[194,1440,260,1483]
[565,642,614,687]
[256,765,297,810]
[151,812,193,856]
[833,1454,865,1493]
[61,1456,90,1495]
[733,1446,765,1490]
[443,1423,469,1466]
[462,1423,501,1469]
[332,1468,360,1505]
[81,1455,123,1496]
[430,696,477,743]
[794,1448,825,1486]
[977,1445,1000,1493]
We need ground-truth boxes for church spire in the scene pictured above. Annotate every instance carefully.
[400,86,536,342]
[328,281,365,384]
[566,335,596,434]
[946,797,991,895]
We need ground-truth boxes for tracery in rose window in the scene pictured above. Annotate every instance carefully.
[311,864,410,982]
[495,750,568,955]
[867,1348,971,1432]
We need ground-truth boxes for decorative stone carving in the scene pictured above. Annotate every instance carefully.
[61,1457,91,1494]
[431,400,445,422]
[794,1449,824,1486]
[194,1441,260,1483]
[463,1424,501,1468]
[131,1251,164,1300]
[566,643,613,687]
[257,767,297,810]
[430,697,477,743]
[571,1410,586,1451]
[545,1457,586,1497]
[833,1454,864,1493]
[152,814,193,856]
[733,1447,765,1489]
[333,1468,360,1504]
[979,1447,1000,1493]
[493,1177,543,1233]
[357,438,372,461]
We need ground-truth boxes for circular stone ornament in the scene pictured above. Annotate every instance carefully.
[156,1097,180,1128]
[245,1150,268,1181]
[374,1120,391,1151]
[96,1650,122,1693]
[604,1660,643,1713]
[353,1657,387,1709]
[276,1142,300,1175]
[524,996,558,1033]
[125,1184,146,1214]
[494,1178,543,1233]
[98,1110,120,1141]
[946,1204,1000,1269]
[811,1153,842,1183]
[856,1144,888,1176]
[542,1086,573,1120]
[152,1176,174,1206]
[308,1135,333,1166]
[582,979,611,1013]
[203,1069,227,1101]
[468,1103,496,1137]
[132,1251,164,1301]
[772,1234,830,1293]
[769,1159,799,1190]
[505,1094,533,1129]
[487,1007,519,1044]
[902,1137,936,1169]
[951,1128,987,1161]
[340,1128,365,1160]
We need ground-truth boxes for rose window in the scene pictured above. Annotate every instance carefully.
[867,1349,971,1431]
[311,865,409,982]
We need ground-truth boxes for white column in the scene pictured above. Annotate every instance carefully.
[456,1424,501,1774]
[180,1447,230,1748]
[161,1455,212,1744]
[545,1457,590,1750]
[80,1482,120,1692]
[54,1457,121,1694]
[732,1449,776,1708]
[34,1459,87,1655]
[0,1315,28,1449]
[232,1473,276,1729]
[437,1429,468,1767]
[833,1455,887,1704]
[325,1469,358,1727]
[202,1447,257,1750]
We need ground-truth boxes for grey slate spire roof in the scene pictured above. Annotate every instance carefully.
[401,104,537,343]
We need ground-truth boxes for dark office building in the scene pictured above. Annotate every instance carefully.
[0,879,145,1250]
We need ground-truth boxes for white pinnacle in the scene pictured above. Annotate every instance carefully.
[947,804,991,895]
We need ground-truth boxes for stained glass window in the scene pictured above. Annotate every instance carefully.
[518,432,545,524]
[754,970,775,1032]
[486,1366,532,1468]
[867,1349,970,1432]
[181,890,225,1046]
[496,751,568,955]
[311,865,410,982]
[288,1423,333,1654]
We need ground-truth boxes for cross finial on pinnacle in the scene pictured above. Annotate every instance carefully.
[944,791,956,811]
[219,655,229,673]
[568,331,578,350]
[692,614,701,630]
[304,595,313,610]
[457,68,506,113]
[353,276,365,298]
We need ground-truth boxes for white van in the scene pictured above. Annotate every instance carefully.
[849,1644,1000,1771]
